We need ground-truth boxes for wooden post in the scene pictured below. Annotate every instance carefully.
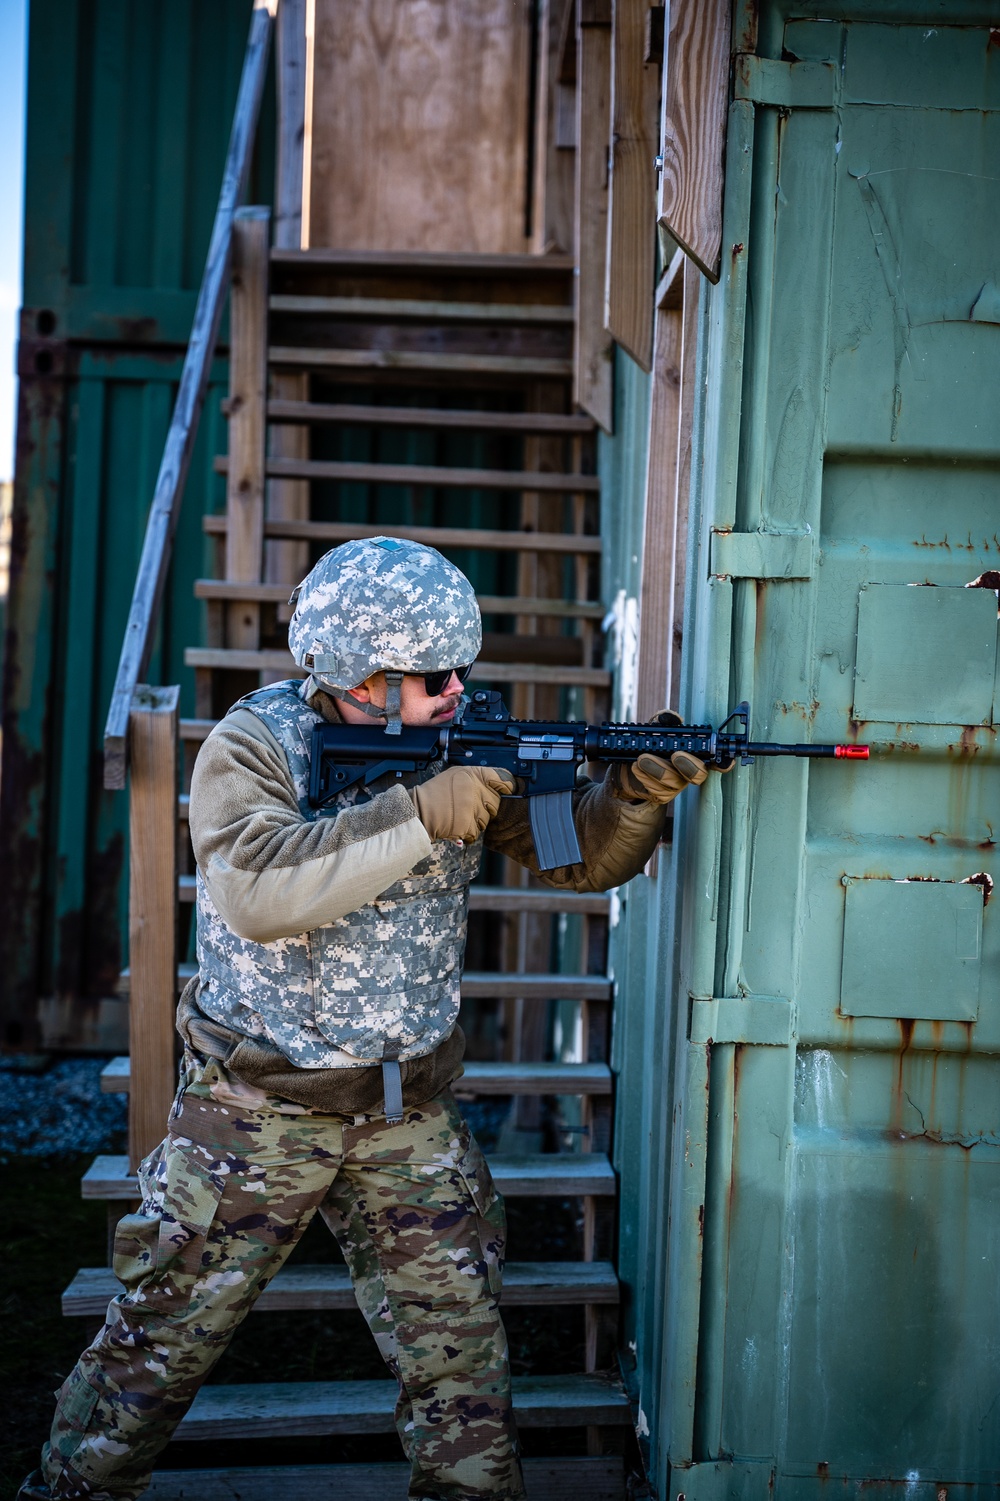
[226,207,270,654]
[574,0,613,430]
[605,0,660,371]
[276,0,307,251]
[635,252,684,721]
[270,7,311,611]
[128,686,180,1170]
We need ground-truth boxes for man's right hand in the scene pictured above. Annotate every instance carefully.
[410,766,515,843]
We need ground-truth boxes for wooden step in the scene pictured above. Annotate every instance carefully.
[101,1056,612,1098]
[143,1455,626,1501]
[183,646,610,689]
[193,579,604,620]
[172,1370,629,1442]
[115,963,197,995]
[270,248,577,276]
[63,1256,619,1317]
[180,718,215,742]
[269,347,573,379]
[203,514,602,555]
[82,1152,616,1201]
[270,295,576,324]
[461,972,612,1000]
[468,887,609,915]
[176,881,608,913]
[114,967,611,1001]
[214,454,599,493]
[262,399,595,434]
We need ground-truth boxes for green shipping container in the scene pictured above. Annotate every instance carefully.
[0,0,271,1049]
[607,3,1000,1497]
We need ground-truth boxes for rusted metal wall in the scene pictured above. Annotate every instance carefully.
[0,0,274,1050]
[608,2,1000,1496]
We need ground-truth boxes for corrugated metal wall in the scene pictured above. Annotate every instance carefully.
[0,0,273,1049]
[610,4,1000,1498]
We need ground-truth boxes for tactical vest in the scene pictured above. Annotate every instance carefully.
[195,680,481,1071]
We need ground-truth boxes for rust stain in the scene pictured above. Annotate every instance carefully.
[962,870,994,906]
[817,1462,830,1481]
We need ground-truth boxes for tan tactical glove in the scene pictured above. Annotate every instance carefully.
[608,709,727,805]
[410,765,516,842]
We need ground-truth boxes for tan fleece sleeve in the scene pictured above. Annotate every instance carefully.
[189,713,433,943]
[483,773,667,892]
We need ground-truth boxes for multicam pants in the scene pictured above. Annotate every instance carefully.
[38,1056,525,1501]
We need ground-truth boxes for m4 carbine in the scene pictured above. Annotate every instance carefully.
[309,689,869,871]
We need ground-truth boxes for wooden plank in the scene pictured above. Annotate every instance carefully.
[461,973,612,1001]
[95,1056,611,1101]
[574,10,614,430]
[274,0,306,252]
[531,0,577,256]
[63,1258,618,1318]
[127,687,179,1171]
[670,257,701,708]
[306,0,531,254]
[655,245,686,310]
[456,1062,613,1096]
[144,1456,626,1501]
[204,515,603,556]
[172,1371,627,1442]
[469,886,609,914]
[179,719,215,742]
[116,963,197,997]
[272,248,577,274]
[270,295,574,323]
[478,594,605,619]
[225,208,270,652]
[635,300,682,719]
[83,1152,616,1201]
[102,4,275,789]
[182,648,610,689]
[605,0,659,371]
[658,0,733,283]
[100,1056,130,1093]
[215,454,600,493]
[263,400,594,434]
[194,581,604,619]
[269,347,574,378]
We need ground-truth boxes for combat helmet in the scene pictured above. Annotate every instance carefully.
[288,536,481,733]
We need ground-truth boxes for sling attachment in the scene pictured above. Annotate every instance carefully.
[381,1042,404,1125]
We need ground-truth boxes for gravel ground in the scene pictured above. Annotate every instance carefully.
[0,1056,127,1160]
[0,1057,514,1160]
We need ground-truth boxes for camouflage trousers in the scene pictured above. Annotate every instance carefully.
[39,1055,525,1501]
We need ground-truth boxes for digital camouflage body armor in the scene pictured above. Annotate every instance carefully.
[196,679,481,1069]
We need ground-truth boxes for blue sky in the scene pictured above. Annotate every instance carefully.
[0,0,26,482]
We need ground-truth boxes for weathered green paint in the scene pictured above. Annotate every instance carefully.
[608,3,1000,1497]
[0,0,269,1045]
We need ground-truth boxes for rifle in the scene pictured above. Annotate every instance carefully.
[309,690,869,870]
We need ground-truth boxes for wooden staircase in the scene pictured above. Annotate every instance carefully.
[73,232,635,1496]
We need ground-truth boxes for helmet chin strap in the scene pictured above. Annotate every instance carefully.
[319,671,405,735]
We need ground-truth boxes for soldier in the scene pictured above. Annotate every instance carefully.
[20,537,710,1501]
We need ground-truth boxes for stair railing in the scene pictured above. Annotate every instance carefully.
[102,0,277,790]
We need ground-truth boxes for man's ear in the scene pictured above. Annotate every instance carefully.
[350,674,383,706]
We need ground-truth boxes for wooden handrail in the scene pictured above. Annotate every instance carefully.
[102,0,276,789]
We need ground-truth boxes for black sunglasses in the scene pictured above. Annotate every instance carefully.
[421,663,474,697]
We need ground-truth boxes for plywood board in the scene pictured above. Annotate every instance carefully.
[308,0,532,253]
[658,0,732,282]
[605,0,660,370]
[574,7,613,429]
